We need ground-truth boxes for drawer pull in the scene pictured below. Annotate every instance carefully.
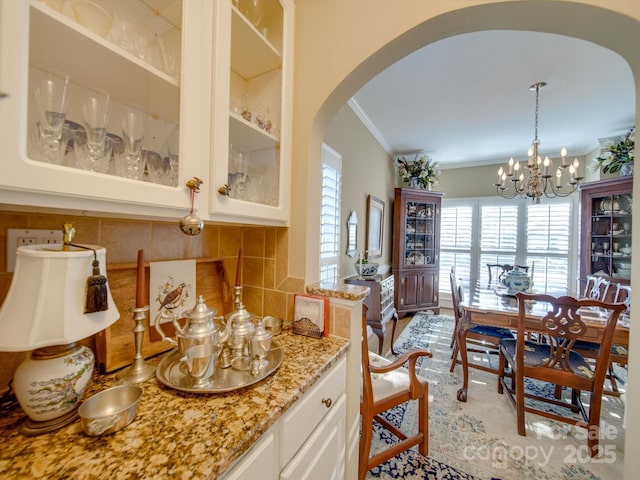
[321,398,332,409]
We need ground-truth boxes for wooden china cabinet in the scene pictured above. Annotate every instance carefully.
[579,176,633,292]
[392,187,443,317]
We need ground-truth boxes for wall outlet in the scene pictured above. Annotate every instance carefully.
[6,229,64,272]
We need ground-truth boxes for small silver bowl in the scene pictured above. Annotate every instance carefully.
[78,385,142,436]
[263,316,283,335]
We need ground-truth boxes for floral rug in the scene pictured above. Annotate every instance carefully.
[366,313,626,480]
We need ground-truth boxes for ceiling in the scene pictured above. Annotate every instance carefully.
[350,30,635,169]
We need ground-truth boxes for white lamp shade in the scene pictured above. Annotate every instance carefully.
[0,244,119,351]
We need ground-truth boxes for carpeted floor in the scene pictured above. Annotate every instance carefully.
[366,312,626,480]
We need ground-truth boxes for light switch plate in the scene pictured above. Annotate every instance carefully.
[6,229,63,272]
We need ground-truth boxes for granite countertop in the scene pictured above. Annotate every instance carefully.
[0,332,349,479]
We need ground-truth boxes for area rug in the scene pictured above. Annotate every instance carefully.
[366,313,626,480]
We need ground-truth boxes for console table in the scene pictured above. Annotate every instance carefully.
[345,273,398,355]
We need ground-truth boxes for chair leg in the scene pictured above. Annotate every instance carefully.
[449,342,459,373]
[515,372,526,436]
[554,384,562,399]
[358,414,374,480]
[587,393,603,458]
[418,385,429,457]
[389,311,399,355]
[497,350,505,394]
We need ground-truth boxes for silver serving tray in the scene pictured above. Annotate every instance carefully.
[156,341,283,393]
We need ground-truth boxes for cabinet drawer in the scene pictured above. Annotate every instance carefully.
[279,357,346,467]
[280,394,346,480]
[220,426,277,480]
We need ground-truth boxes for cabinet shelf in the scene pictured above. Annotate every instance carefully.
[231,6,281,80]
[229,112,279,151]
[30,2,180,121]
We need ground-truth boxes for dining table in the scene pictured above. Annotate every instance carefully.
[456,283,630,402]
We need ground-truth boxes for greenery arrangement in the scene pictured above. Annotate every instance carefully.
[397,155,441,188]
[595,127,635,174]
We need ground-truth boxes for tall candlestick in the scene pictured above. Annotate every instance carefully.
[235,248,243,286]
[136,249,145,308]
[117,248,155,383]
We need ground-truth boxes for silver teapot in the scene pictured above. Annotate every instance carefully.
[155,295,229,387]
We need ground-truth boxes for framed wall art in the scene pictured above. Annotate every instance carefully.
[366,195,384,259]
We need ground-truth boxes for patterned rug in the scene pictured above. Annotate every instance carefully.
[366,313,626,480]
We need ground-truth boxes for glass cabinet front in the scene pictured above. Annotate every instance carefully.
[226,0,283,207]
[589,192,632,281]
[404,199,437,268]
[27,0,182,186]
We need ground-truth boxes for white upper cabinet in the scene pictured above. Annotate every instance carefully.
[209,0,293,224]
[0,0,292,225]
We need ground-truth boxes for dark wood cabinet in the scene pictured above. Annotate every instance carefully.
[392,188,443,317]
[345,273,397,355]
[579,177,632,291]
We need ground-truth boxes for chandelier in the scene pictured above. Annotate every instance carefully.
[494,82,582,204]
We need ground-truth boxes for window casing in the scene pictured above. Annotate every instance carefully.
[320,144,342,283]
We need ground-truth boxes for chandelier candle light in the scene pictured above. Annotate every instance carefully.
[495,82,583,204]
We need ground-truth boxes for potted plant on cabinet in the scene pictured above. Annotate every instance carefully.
[396,154,441,189]
[595,127,635,176]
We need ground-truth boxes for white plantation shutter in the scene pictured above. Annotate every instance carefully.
[480,205,518,252]
[440,198,574,300]
[525,203,571,294]
[320,144,341,283]
[440,205,473,290]
[479,204,519,286]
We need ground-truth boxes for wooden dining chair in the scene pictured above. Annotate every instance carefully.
[575,277,624,395]
[359,305,432,480]
[486,263,512,287]
[449,267,514,374]
[583,275,613,301]
[497,292,626,457]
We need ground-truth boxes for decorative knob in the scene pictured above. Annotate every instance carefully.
[321,398,332,409]
[218,184,231,196]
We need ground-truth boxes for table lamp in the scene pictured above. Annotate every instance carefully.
[0,243,119,435]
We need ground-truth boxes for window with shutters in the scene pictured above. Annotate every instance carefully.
[439,205,473,291]
[440,197,576,299]
[320,144,342,283]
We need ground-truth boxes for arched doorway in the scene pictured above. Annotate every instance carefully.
[293,1,640,476]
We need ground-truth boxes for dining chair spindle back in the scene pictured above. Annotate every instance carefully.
[497,292,626,457]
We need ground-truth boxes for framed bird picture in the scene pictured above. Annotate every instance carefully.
[148,259,196,342]
[97,258,232,373]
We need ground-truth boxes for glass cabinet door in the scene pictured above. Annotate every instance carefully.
[27,0,181,185]
[227,0,283,207]
[403,199,437,268]
[589,192,632,280]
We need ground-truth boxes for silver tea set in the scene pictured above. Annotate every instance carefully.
[154,286,273,388]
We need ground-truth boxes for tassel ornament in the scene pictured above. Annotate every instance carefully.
[85,253,109,313]
[62,223,109,313]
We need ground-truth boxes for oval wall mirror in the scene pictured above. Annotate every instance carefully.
[346,211,358,257]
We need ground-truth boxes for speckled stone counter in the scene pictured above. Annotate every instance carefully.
[0,332,349,479]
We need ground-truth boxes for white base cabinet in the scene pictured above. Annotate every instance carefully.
[221,357,347,480]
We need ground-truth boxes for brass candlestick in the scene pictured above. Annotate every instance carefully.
[116,305,156,383]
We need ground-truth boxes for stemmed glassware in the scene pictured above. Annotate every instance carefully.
[121,108,145,179]
[76,89,112,172]
[33,70,70,164]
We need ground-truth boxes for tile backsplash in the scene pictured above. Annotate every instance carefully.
[0,209,303,390]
